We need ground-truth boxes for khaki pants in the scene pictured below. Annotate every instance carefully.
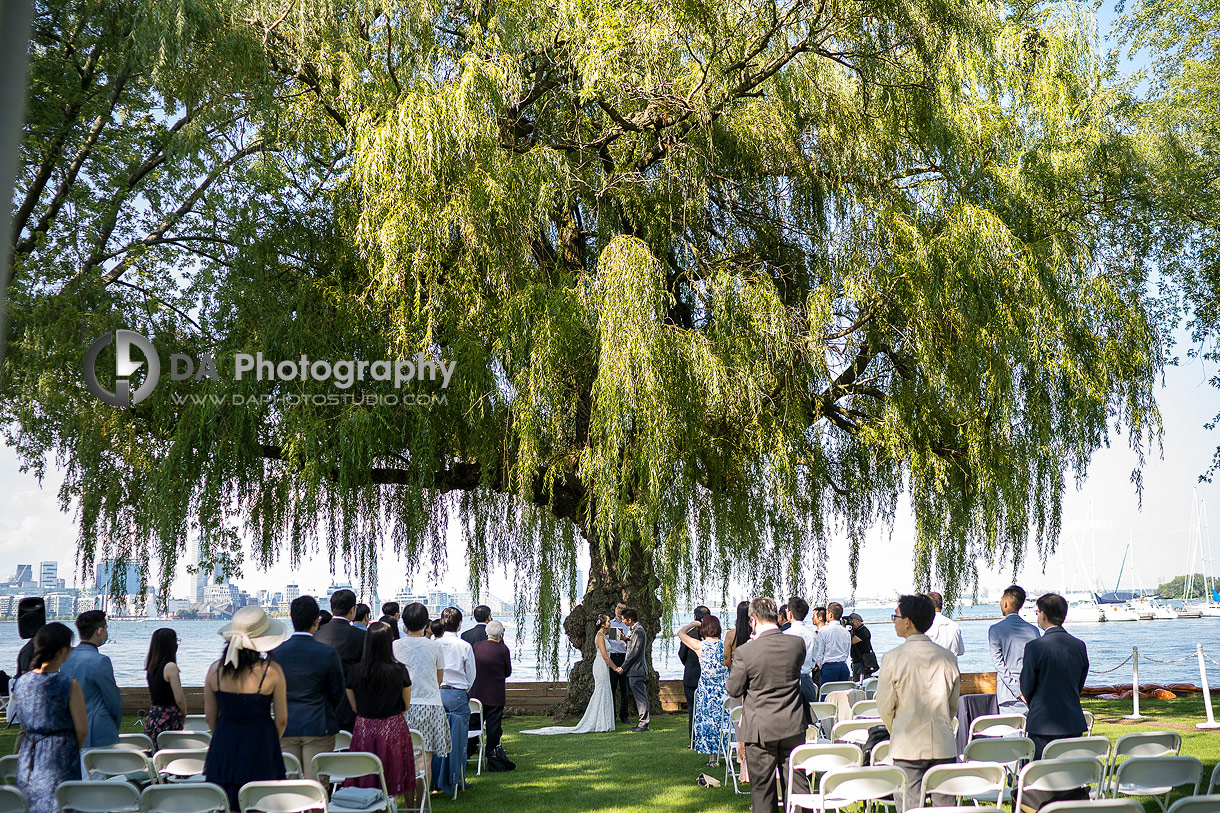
[280,734,335,780]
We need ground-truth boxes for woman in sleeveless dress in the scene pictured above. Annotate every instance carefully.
[722,600,752,782]
[521,614,616,735]
[144,627,188,746]
[677,615,729,766]
[12,623,87,813]
[202,606,289,811]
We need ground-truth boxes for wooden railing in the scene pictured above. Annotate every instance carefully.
[118,672,997,716]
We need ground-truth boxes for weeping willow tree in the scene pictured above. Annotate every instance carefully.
[5,0,1169,709]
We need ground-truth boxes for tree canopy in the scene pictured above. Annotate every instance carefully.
[2,0,1176,687]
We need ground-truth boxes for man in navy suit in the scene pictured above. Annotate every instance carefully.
[60,610,121,749]
[314,588,366,731]
[274,595,345,780]
[462,605,492,645]
[1021,593,1089,758]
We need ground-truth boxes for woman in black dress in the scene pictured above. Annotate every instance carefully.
[144,628,188,746]
[202,606,288,810]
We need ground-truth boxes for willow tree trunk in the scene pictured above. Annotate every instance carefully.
[559,524,662,718]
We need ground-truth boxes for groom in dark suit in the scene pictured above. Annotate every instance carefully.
[727,596,812,813]
[617,607,650,732]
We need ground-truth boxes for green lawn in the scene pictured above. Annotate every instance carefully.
[0,699,1215,812]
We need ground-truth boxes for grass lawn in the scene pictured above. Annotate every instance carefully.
[0,698,1214,812]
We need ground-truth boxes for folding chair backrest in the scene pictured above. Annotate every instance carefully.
[726,706,743,744]
[831,719,877,744]
[180,716,210,733]
[1112,731,1182,763]
[0,755,17,785]
[919,762,1007,806]
[156,732,212,751]
[1041,800,1144,813]
[55,780,141,812]
[1211,762,1220,795]
[1083,710,1095,736]
[1016,757,1104,813]
[969,713,1026,738]
[0,786,26,813]
[789,743,863,776]
[963,735,1034,768]
[333,731,352,751]
[1167,795,1220,813]
[140,781,229,813]
[862,678,879,697]
[83,749,152,779]
[809,702,838,723]
[152,749,208,779]
[236,780,328,813]
[820,765,907,805]
[1114,756,1203,796]
[117,734,155,754]
[1042,736,1111,762]
[281,752,303,780]
[870,740,891,766]
[820,681,857,699]
[469,698,483,717]
[851,700,879,719]
[311,752,386,795]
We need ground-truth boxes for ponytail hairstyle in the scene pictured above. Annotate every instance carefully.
[31,622,73,670]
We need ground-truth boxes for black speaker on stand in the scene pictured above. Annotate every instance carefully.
[17,597,45,639]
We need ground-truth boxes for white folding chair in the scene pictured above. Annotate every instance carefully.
[830,719,877,746]
[862,678,879,699]
[117,734,156,754]
[723,706,746,794]
[809,702,838,739]
[1041,800,1145,813]
[156,732,212,751]
[870,740,891,766]
[333,731,352,751]
[310,752,394,813]
[281,752,303,780]
[1112,756,1203,813]
[1107,731,1182,792]
[819,681,857,700]
[784,743,864,813]
[1014,757,1105,813]
[0,787,26,813]
[181,716,210,733]
[1167,795,1220,813]
[152,749,208,783]
[139,781,229,813]
[969,713,1027,739]
[1211,762,1220,794]
[236,780,328,813]
[1083,710,1095,736]
[850,699,879,719]
[803,765,907,812]
[467,697,486,777]
[410,730,430,813]
[0,756,17,785]
[83,749,157,786]
[920,808,1003,813]
[918,762,1007,808]
[55,780,141,812]
[1043,736,1112,763]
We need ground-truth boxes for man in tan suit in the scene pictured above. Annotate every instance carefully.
[875,594,960,812]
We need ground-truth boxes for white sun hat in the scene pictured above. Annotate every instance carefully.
[218,605,287,667]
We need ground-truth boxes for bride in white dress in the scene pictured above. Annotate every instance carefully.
[522,614,616,735]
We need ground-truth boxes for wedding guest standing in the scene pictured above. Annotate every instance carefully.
[393,602,449,810]
[722,600,753,783]
[677,614,728,767]
[353,604,373,631]
[726,597,811,813]
[926,592,965,655]
[987,585,1040,714]
[783,598,818,703]
[678,606,709,742]
[203,606,289,811]
[470,620,514,769]
[345,622,415,798]
[144,628,188,745]
[434,607,476,793]
[12,623,87,813]
[1021,593,1089,758]
[275,595,346,779]
[315,589,366,731]
[379,602,402,640]
[462,606,491,645]
[59,610,120,749]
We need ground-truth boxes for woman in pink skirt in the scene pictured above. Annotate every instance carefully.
[345,622,415,797]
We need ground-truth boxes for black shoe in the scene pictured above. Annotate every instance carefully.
[491,745,516,770]
[628,725,649,733]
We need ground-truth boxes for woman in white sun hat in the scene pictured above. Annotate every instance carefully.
[202,605,289,810]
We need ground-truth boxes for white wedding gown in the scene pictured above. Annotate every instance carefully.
[521,650,615,735]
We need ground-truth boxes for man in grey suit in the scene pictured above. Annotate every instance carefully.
[987,584,1040,713]
[616,607,650,732]
[726,597,812,813]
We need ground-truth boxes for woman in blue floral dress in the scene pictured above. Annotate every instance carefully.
[677,615,729,766]
[12,623,87,813]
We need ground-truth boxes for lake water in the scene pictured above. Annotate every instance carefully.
[2,604,1217,687]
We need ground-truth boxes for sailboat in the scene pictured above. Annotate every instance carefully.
[1183,495,1220,617]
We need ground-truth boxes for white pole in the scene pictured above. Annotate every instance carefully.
[1196,643,1220,729]
[1125,646,1147,720]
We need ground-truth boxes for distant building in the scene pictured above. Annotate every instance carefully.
[10,564,32,586]
[205,582,240,608]
[95,559,142,596]
[286,584,300,602]
[39,562,58,591]
[44,593,75,618]
[272,592,283,608]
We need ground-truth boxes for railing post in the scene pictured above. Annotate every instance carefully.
[1124,646,1147,721]
[1196,644,1220,729]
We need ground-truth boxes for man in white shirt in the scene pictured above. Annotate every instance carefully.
[925,592,965,655]
[608,602,631,723]
[783,596,819,702]
[818,602,853,683]
[435,606,478,790]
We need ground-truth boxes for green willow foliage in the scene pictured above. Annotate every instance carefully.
[4,0,1170,674]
